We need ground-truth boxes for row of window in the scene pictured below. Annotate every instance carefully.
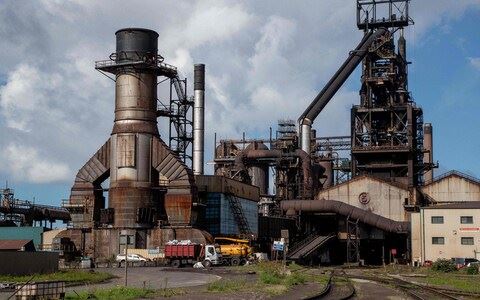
[432,237,475,245]
[431,216,474,224]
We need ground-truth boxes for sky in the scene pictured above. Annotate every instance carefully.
[0,0,479,206]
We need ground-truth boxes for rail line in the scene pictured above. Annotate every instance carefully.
[303,270,355,300]
[344,273,466,300]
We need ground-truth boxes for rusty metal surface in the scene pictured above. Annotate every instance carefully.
[281,199,410,233]
[195,175,260,201]
[164,194,192,225]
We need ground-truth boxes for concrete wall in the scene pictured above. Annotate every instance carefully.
[41,229,66,250]
[422,174,480,203]
[0,251,59,275]
[410,212,422,264]
[316,176,408,222]
[412,208,480,263]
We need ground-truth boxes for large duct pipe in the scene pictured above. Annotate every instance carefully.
[300,119,312,154]
[193,64,205,175]
[423,123,433,183]
[298,28,388,149]
[281,199,410,233]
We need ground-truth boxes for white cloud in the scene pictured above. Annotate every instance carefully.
[468,57,480,70]
[2,143,70,183]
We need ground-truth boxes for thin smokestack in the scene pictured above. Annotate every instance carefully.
[423,123,433,183]
[193,64,205,175]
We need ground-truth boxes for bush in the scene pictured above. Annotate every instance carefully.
[285,272,307,287]
[466,265,479,275]
[259,271,284,285]
[431,259,457,273]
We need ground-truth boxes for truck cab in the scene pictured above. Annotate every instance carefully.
[203,244,222,267]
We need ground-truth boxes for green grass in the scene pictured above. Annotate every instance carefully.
[207,278,248,293]
[208,262,323,296]
[424,273,480,293]
[0,270,115,285]
[66,286,155,300]
[66,286,185,299]
[367,264,480,294]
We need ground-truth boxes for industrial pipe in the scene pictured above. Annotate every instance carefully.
[234,148,315,198]
[298,28,388,151]
[281,199,410,233]
[193,64,205,175]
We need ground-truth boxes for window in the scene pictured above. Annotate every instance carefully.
[461,237,474,245]
[431,216,444,224]
[432,237,445,245]
[461,216,474,224]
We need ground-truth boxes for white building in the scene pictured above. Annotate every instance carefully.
[411,202,480,264]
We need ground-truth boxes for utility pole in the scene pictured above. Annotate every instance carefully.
[125,235,128,286]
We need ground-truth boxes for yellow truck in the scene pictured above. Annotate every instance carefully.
[214,237,254,266]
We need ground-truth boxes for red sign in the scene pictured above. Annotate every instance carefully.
[391,249,397,255]
[459,228,480,231]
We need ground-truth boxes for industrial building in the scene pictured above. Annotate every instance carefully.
[0,0,475,267]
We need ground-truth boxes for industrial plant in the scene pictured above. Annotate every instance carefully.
[1,0,479,274]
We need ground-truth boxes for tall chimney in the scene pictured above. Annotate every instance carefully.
[423,123,433,183]
[108,28,160,228]
[193,64,205,175]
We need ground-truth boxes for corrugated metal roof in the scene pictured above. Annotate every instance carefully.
[423,201,480,209]
[0,239,32,250]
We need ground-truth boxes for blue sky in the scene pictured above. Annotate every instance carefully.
[0,1,479,206]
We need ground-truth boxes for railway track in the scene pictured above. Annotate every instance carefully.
[344,273,469,300]
[390,276,461,300]
[303,271,355,300]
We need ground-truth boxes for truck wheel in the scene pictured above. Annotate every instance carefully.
[171,260,181,268]
[230,257,240,266]
[203,260,212,268]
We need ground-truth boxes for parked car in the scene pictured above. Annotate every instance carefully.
[465,258,479,267]
[116,253,148,263]
[451,257,479,268]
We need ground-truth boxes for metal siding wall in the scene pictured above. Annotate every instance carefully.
[219,194,258,236]
[205,193,221,235]
[0,251,59,275]
[0,227,45,249]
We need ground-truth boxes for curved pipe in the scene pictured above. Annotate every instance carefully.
[281,199,409,233]
[234,149,315,198]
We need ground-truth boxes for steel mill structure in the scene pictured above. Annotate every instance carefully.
[51,0,480,265]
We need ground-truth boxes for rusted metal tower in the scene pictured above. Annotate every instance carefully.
[351,0,430,190]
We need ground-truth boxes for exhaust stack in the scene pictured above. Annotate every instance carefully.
[423,123,433,183]
[193,64,205,175]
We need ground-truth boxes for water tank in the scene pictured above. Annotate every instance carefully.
[115,28,159,62]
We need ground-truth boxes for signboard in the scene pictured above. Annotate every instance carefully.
[273,241,284,251]
[391,248,397,255]
[459,227,480,232]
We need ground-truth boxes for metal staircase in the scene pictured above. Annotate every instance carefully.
[288,233,336,260]
[225,193,251,235]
